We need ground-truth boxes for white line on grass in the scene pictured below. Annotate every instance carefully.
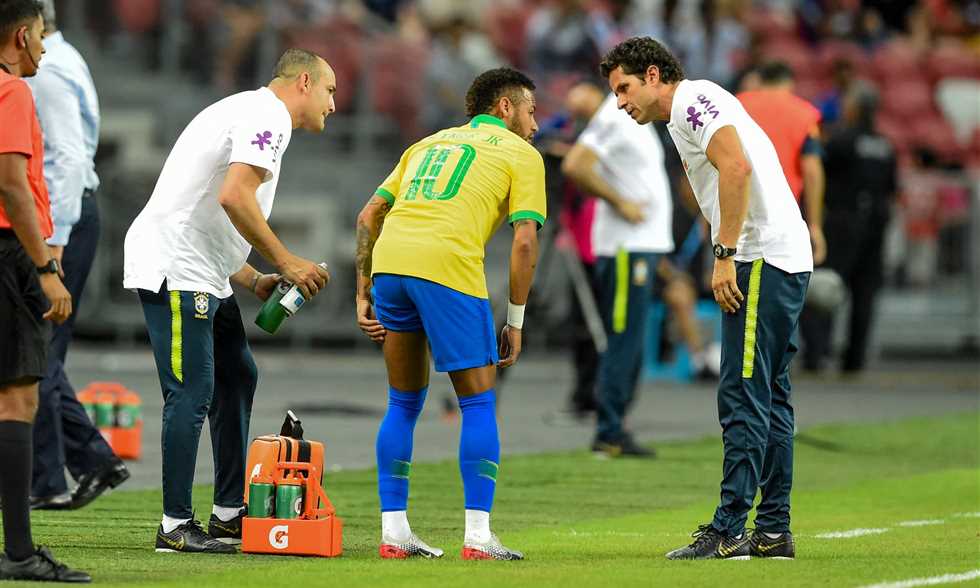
[858,569,980,588]
[814,528,890,539]
[951,512,980,518]
[897,519,945,527]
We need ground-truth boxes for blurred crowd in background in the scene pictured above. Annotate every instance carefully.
[42,0,979,370]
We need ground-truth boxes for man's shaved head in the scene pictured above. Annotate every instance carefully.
[272,48,326,83]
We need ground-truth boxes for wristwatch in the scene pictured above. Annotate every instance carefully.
[713,244,737,259]
[36,258,60,275]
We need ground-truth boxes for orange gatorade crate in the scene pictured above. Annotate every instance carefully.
[242,462,343,557]
[244,435,324,504]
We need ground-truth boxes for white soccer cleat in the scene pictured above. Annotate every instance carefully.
[379,533,444,559]
[461,533,524,560]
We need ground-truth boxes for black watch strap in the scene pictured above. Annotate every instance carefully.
[713,244,737,259]
[37,259,60,275]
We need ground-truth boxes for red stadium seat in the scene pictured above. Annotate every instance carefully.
[816,40,869,78]
[283,17,366,114]
[760,40,813,78]
[870,40,924,83]
[910,114,965,163]
[926,42,980,82]
[114,0,161,33]
[370,38,430,141]
[483,2,535,68]
[880,80,934,118]
[746,8,797,43]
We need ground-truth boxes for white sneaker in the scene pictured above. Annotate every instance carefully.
[461,533,524,560]
[379,533,444,559]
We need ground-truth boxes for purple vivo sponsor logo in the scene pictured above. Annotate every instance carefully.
[251,130,273,150]
[686,106,704,130]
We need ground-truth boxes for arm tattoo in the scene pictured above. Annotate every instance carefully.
[355,200,391,278]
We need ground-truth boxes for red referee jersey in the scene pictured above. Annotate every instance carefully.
[0,69,52,238]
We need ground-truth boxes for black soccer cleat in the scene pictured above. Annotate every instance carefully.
[750,530,795,559]
[155,519,237,554]
[208,508,246,545]
[665,524,751,560]
[71,459,130,510]
[0,546,91,583]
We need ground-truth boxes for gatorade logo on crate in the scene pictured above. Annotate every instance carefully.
[269,525,289,550]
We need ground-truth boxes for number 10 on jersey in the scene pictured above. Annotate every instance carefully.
[404,143,476,201]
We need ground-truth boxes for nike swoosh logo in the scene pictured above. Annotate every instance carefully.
[756,541,789,552]
[159,535,185,550]
[211,522,239,534]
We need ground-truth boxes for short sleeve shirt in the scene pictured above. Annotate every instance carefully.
[123,87,292,297]
[577,93,673,256]
[372,114,547,299]
[666,79,812,274]
[0,72,52,238]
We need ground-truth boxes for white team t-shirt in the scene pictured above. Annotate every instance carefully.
[579,94,674,257]
[666,79,812,274]
[123,87,292,298]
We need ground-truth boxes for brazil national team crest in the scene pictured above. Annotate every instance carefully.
[193,292,209,319]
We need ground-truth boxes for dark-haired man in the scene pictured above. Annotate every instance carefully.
[600,37,812,560]
[355,67,544,561]
[124,49,335,553]
[0,0,88,581]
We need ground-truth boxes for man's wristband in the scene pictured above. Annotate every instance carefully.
[507,302,525,329]
[250,272,261,293]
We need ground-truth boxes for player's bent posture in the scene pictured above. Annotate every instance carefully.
[355,68,545,561]
[600,37,812,560]
[123,49,334,553]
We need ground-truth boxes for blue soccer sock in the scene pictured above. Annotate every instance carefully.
[376,386,427,513]
[458,389,500,513]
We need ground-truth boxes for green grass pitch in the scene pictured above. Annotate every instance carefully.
[26,412,979,587]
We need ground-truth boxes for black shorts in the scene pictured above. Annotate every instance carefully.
[0,231,49,387]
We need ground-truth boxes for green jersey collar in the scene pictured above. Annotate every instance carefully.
[470,114,507,129]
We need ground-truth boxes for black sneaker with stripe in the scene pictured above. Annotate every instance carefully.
[155,519,237,554]
[749,530,795,559]
[208,508,246,545]
[665,524,751,560]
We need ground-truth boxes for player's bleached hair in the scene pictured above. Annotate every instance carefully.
[272,48,324,83]
[465,67,536,118]
[599,36,684,84]
[0,0,43,40]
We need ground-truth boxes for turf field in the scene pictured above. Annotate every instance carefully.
[28,412,979,587]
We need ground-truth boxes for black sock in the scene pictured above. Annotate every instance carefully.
[0,421,35,561]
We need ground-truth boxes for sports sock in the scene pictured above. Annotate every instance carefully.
[376,386,427,513]
[161,515,191,533]
[465,509,491,544]
[381,511,412,542]
[458,390,499,515]
[212,505,242,522]
[0,421,35,561]
[764,532,783,539]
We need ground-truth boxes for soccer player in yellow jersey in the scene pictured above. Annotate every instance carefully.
[355,68,545,561]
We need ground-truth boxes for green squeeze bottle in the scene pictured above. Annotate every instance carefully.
[255,263,327,334]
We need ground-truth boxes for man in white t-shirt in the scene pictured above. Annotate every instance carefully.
[601,37,812,560]
[123,49,335,554]
[561,82,673,458]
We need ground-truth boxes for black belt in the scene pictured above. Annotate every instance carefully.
[0,228,18,240]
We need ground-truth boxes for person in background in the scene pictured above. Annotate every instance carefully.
[27,0,130,513]
[801,86,897,374]
[562,79,674,458]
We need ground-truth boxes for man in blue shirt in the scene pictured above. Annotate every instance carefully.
[27,0,129,511]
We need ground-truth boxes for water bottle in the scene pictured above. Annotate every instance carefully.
[254,263,327,334]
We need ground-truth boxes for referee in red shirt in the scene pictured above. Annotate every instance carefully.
[0,0,87,582]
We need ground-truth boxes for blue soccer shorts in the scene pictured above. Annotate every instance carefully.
[372,274,499,373]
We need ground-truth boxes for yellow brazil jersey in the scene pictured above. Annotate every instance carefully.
[371,114,547,299]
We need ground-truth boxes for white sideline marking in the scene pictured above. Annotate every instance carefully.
[814,528,890,539]
[951,512,980,518]
[897,519,945,527]
[858,569,980,588]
